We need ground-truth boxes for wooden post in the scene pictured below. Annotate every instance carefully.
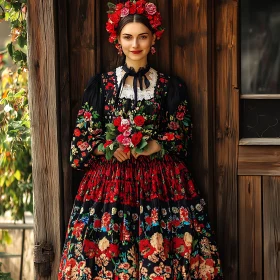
[27,0,62,278]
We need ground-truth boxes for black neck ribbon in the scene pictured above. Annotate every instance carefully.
[116,64,151,109]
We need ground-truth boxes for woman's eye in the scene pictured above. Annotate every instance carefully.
[123,36,131,40]
[140,36,148,39]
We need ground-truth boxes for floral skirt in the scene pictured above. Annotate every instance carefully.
[58,155,223,280]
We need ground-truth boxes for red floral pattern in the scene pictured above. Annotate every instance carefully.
[59,68,223,279]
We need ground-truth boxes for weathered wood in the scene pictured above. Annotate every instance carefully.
[27,0,62,278]
[172,0,213,212]
[238,146,280,176]
[153,0,171,74]
[263,176,280,279]
[240,94,280,99]
[238,176,262,280]
[239,138,280,146]
[57,0,73,230]
[68,0,98,197]
[214,0,239,278]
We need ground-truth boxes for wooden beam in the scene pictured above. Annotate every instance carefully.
[172,0,213,211]
[27,0,62,278]
[238,146,280,176]
[214,0,239,278]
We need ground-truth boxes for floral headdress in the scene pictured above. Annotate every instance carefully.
[106,0,165,52]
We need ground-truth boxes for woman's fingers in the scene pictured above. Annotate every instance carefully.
[114,148,130,162]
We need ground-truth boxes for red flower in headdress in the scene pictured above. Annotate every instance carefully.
[106,0,165,50]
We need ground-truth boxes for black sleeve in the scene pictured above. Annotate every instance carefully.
[69,74,105,170]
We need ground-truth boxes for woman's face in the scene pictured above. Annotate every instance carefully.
[118,22,156,64]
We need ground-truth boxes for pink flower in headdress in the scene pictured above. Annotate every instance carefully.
[145,3,157,15]
[121,7,129,17]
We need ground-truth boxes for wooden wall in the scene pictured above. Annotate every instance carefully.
[28,0,280,279]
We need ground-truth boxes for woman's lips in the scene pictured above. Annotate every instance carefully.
[131,50,142,54]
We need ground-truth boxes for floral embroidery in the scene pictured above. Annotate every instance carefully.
[70,102,104,170]
[60,68,223,279]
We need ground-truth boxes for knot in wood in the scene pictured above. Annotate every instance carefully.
[34,242,54,264]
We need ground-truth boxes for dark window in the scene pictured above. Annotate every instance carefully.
[241,0,280,94]
[241,99,280,138]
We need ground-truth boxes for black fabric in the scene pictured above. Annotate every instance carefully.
[82,74,105,130]
[116,64,151,108]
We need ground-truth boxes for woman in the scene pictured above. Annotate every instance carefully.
[59,1,223,279]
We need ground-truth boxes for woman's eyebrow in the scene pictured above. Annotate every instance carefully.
[122,32,149,36]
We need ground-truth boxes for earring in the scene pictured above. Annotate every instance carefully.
[116,44,123,55]
[151,46,156,55]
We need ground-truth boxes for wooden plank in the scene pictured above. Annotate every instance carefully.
[238,176,262,280]
[214,0,239,278]
[238,146,280,175]
[172,0,213,210]
[68,0,98,198]
[239,138,280,146]
[57,0,73,231]
[240,94,280,99]
[154,0,171,74]
[27,0,62,278]
[263,176,280,280]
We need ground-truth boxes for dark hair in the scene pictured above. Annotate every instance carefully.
[117,14,154,35]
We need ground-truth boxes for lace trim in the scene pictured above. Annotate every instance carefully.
[116,66,157,100]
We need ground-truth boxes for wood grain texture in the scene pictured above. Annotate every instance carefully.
[214,0,239,278]
[263,176,280,280]
[68,0,98,199]
[57,0,73,231]
[238,146,280,176]
[27,0,62,278]
[172,0,213,211]
[239,138,280,146]
[238,176,262,280]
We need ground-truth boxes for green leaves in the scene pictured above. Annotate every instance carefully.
[0,0,31,224]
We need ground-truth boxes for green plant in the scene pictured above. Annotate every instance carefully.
[0,0,31,222]
[0,262,13,280]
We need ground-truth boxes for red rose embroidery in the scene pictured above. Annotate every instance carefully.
[176,111,185,121]
[105,82,114,90]
[78,141,89,151]
[78,109,84,115]
[74,128,81,137]
[84,111,92,121]
[164,132,175,141]
[83,240,99,258]
[168,121,179,130]
[131,132,143,146]
[134,115,145,126]
[139,239,156,258]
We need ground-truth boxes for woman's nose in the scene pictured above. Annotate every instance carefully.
[132,38,139,48]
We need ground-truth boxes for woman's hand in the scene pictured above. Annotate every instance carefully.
[132,140,161,159]
[93,147,105,156]
[113,146,131,162]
